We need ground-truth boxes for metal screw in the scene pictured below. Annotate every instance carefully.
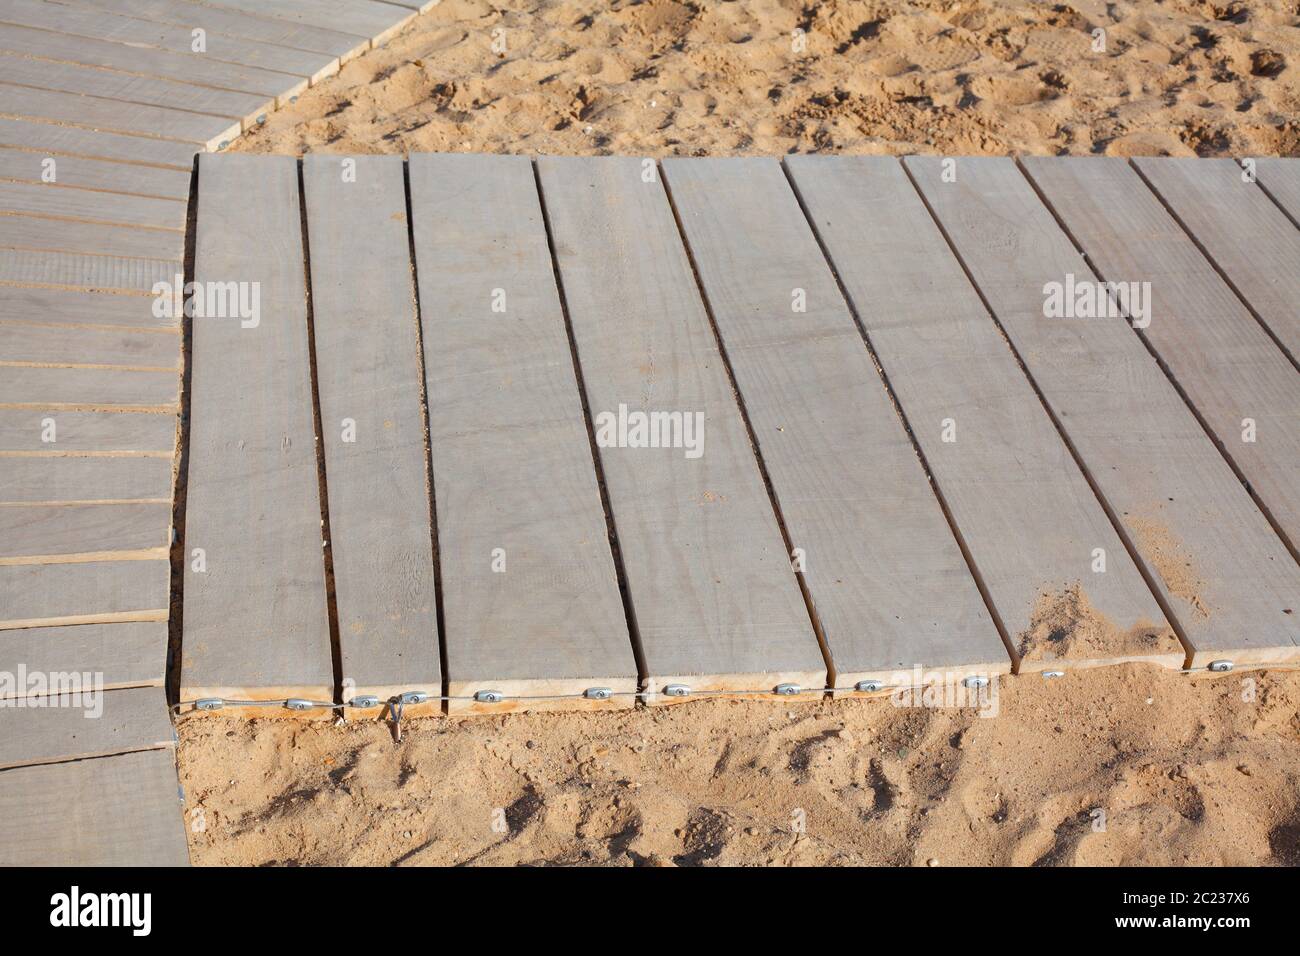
[475,690,505,704]
[855,679,885,693]
[399,691,431,705]
[348,695,381,709]
[774,683,802,696]
[1041,670,1066,679]
[584,687,613,700]
[662,684,691,697]
[1208,660,1234,672]
[194,698,224,711]
[284,698,315,711]
[962,676,990,689]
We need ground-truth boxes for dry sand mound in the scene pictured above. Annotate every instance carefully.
[235,0,1300,159]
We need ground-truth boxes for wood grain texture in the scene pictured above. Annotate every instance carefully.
[537,156,825,695]
[0,286,178,329]
[66,0,366,57]
[196,0,415,43]
[0,748,188,865]
[1024,157,1300,560]
[0,365,178,407]
[0,249,175,292]
[410,152,635,709]
[0,621,166,697]
[908,156,1300,667]
[0,321,179,367]
[781,154,1180,672]
[0,0,336,81]
[0,455,173,501]
[665,156,1010,684]
[0,408,175,455]
[0,21,303,101]
[0,84,238,150]
[0,501,170,561]
[181,153,332,701]
[0,116,197,168]
[0,50,265,123]
[1133,157,1300,365]
[0,685,173,770]
[1,214,183,260]
[0,180,186,230]
[302,154,439,698]
[0,146,192,199]
[1254,158,1300,225]
[0,558,169,628]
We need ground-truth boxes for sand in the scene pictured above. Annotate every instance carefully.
[185,0,1300,866]
[180,665,1300,866]
[234,0,1300,159]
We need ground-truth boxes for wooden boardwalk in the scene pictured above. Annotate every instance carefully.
[0,0,437,866]
[175,152,1300,720]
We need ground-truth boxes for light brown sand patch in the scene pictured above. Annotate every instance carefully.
[1018,582,1181,662]
[1128,515,1212,619]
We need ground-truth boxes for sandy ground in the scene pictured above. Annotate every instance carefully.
[187,0,1300,866]
[234,0,1300,158]
[180,666,1300,866]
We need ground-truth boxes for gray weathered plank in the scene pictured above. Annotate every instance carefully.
[1024,157,1300,560]
[1132,157,1300,366]
[0,22,303,102]
[0,146,191,199]
[0,84,238,151]
[0,501,170,560]
[0,214,183,260]
[0,321,179,367]
[909,156,1300,667]
[0,621,166,697]
[0,249,173,292]
[196,0,414,43]
[0,410,174,453]
[0,685,173,770]
[68,0,366,57]
[409,153,634,710]
[781,154,1181,671]
[0,365,178,407]
[0,748,188,865]
[0,116,196,168]
[0,180,186,230]
[537,156,825,696]
[0,287,177,329]
[0,559,169,628]
[0,454,173,501]
[0,0,336,82]
[302,154,439,701]
[181,153,332,702]
[1254,158,1300,226]
[0,50,264,122]
[664,156,1011,684]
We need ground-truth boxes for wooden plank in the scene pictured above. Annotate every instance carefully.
[0,85,238,151]
[0,365,178,407]
[302,154,438,703]
[0,249,173,292]
[0,146,191,199]
[0,0,337,82]
[0,621,166,698]
[537,156,825,697]
[0,180,186,230]
[663,156,1010,685]
[0,501,170,561]
[408,153,633,711]
[67,0,366,57]
[908,156,1300,668]
[0,559,168,628]
[0,409,174,453]
[779,154,1180,671]
[1132,157,1300,365]
[0,321,179,367]
[181,153,332,704]
[0,214,183,259]
[0,115,196,168]
[0,685,172,770]
[0,50,265,121]
[0,748,188,865]
[1254,158,1300,226]
[0,455,173,501]
[197,0,414,43]
[1023,157,1300,560]
[0,23,305,102]
[0,286,177,329]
